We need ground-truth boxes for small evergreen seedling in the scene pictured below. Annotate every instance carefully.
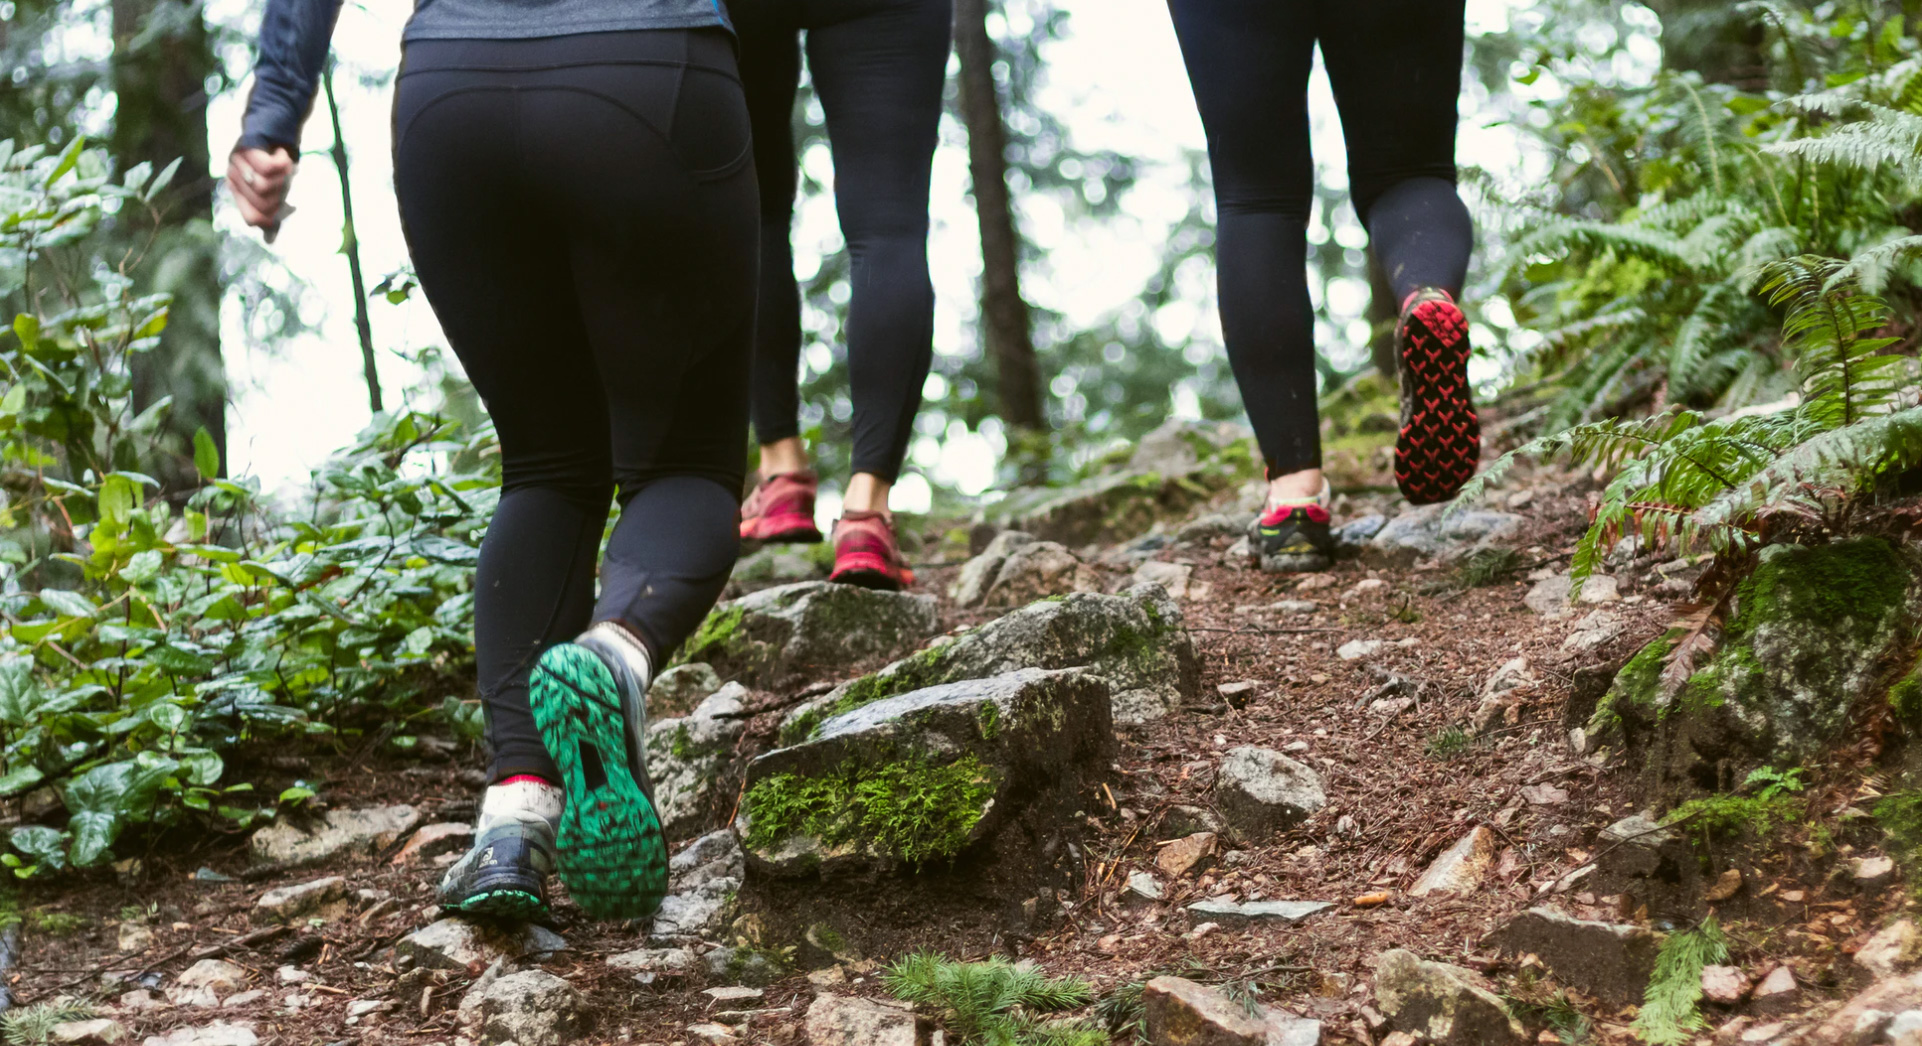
[884,952,1104,1045]
[1633,916,1729,1045]
[3,1001,96,1046]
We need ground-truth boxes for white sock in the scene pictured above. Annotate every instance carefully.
[480,777,563,830]
[583,620,653,689]
[1266,479,1332,513]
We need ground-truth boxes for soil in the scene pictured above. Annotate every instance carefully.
[8,475,1905,1045]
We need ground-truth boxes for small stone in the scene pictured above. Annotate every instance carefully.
[1410,827,1497,897]
[255,876,346,918]
[1215,746,1326,838]
[1337,640,1384,661]
[1217,681,1261,707]
[1520,783,1568,806]
[1523,576,1573,618]
[1158,832,1217,878]
[137,1022,258,1046]
[1142,976,1320,1045]
[703,986,764,1004]
[1134,560,1195,600]
[274,967,310,985]
[117,922,153,953]
[1705,867,1743,902]
[477,970,588,1046]
[249,805,421,867]
[1127,872,1164,901]
[220,990,266,1009]
[1752,965,1797,998]
[1185,899,1333,926]
[50,1019,128,1045]
[807,967,848,987]
[118,990,165,1012]
[1856,919,1921,978]
[1373,949,1525,1045]
[168,959,248,1006]
[804,994,929,1046]
[1740,1023,1786,1043]
[1700,965,1748,1005]
[390,823,474,866]
[687,1023,739,1043]
[1350,579,1390,597]
[1576,575,1620,603]
[609,946,697,974]
[650,662,724,716]
[345,999,391,1019]
[1853,854,1897,887]
[396,918,565,972]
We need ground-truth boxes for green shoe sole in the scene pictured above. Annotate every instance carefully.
[530,644,669,921]
[444,887,547,922]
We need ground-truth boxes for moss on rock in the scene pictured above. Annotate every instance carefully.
[741,753,1000,866]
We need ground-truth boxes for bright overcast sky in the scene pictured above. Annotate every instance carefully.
[206,0,1608,511]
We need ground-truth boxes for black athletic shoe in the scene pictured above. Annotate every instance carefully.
[437,815,557,921]
[1249,495,1336,574]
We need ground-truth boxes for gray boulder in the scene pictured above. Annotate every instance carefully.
[396,918,565,972]
[675,581,938,691]
[955,538,1101,610]
[650,662,724,718]
[644,683,749,839]
[1143,976,1320,1045]
[250,805,420,867]
[949,530,1034,606]
[1215,747,1326,838]
[1588,813,1702,923]
[1185,899,1332,926]
[255,876,346,920]
[1493,908,1661,1005]
[736,668,1115,877]
[730,544,831,586]
[782,583,1198,739]
[477,970,588,1046]
[1373,949,1525,1045]
[804,994,931,1046]
[648,830,744,940]
[1368,503,1523,567]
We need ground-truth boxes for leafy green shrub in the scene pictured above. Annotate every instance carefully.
[0,137,494,869]
[883,952,1103,1046]
[1666,766,1807,839]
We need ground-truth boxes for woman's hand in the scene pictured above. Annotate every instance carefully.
[226,146,297,232]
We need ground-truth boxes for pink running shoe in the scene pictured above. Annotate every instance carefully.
[827,510,915,591]
[740,471,824,544]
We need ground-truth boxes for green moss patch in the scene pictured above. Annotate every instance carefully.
[1728,538,1908,644]
[742,753,999,866]
[677,602,746,666]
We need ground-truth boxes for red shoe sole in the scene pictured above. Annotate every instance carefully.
[740,512,823,545]
[1395,299,1481,505]
[829,552,913,591]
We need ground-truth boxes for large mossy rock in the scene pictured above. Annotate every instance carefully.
[1594,538,1915,787]
[675,581,938,691]
[976,421,1257,547]
[781,583,1199,740]
[733,667,1115,878]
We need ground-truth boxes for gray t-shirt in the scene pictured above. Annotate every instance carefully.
[405,0,730,40]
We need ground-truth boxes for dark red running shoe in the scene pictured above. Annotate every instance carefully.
[740,471,824,544]
[828,510,915,590]
[1394,288,1481,505]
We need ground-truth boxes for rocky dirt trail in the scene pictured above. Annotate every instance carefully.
[11,421,1920,1046]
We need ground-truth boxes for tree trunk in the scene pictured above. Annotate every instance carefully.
[111,0,226,489]
[953,0,1044,434]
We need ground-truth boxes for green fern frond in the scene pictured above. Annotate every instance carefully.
[1767,102,1922,176]
[1838,233,1922,286]
[2,1001,97,1046]
[884,953,1097,1045]
[1632,917,1729,1045]
[1512,219,1706,273]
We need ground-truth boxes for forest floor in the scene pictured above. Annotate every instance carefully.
[7,462,1903,1046]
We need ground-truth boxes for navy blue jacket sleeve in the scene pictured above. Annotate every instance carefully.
[236,0,347,152]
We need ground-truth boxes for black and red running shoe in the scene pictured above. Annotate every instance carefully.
[740,470,824,545]
[1247,482,1335,573]
[1394,288,1481,505]
[828,510,915,591]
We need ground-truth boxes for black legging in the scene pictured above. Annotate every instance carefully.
[393,30,758,783]
[730,0,950,483]
[1168,0,1475,478]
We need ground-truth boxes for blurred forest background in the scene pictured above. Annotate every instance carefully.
[4,0,1922,870]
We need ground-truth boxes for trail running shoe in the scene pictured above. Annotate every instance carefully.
[436,814,556,921]
[529,629,668,921]
[828,510,915,590]
[740,470,824,544]
[1394,287,1481,505]
[1249,482,1336,573]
